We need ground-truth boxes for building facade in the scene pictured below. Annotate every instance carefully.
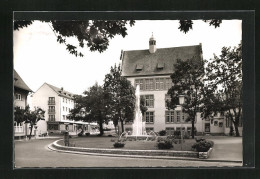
[121,35,237,136]
[32,83,89,135]
[14,69,32,137]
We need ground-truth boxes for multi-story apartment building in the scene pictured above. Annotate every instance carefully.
[32,83,89,134]
[121,35,235,136]
[14,69,32,137]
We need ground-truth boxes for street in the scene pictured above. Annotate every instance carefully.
[14,138,241,168]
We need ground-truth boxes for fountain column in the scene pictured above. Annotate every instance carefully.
[132,85,145,136]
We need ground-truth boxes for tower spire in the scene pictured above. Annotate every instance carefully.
[149,33,156,53]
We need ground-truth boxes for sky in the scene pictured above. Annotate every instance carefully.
[13,20,241,96]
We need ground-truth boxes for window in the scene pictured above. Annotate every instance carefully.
[146,127,154,133]
[165,78,172,90]
[165,111,174,123]
[176,127,185,132]
[16,94,22,100]
[63,98,65,102]
[145,112,154,123]
[49,115,55,121]
[135,79,144,90]
[159,78,164,90]
[166,127,174,135]
[142,95,154,108]
[125,128,132,132]
[63,115,66,120]
[155,78,160,90]
[48,124,58,130]
[149,79,154,90]
[139,79,144,90]
[176,111,181,122]
[66,99,67,103]
[226,118,232,127]
[48,97,55,105]
[48,106,55,113]
[182,112,185,122]
[66,107,67,112]
[219,122,223,127]
[165,94,171,107]
[205,123,210,132]
[63,106,65,111]
[145,79,150,90]
[214,121,218,126]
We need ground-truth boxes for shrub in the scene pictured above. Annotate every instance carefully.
[156,139,173,149]
[78,132,83,137]
[158,130,167,136]
[113,141,125,148]
[192,140,213,152]
[85,132,90,136]
[195,137,205,143]
[174,131,181,139]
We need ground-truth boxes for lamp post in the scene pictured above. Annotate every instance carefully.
[179,95,185,151]
[64,122,70,146]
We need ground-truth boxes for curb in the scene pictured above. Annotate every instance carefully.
[48,140,242,164]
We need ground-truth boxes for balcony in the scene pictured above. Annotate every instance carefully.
[48,109,55,114]
[48,118,56,122]
[48,100,55,105]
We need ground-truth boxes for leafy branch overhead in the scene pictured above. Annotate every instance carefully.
[14,20,135,57]
[14,19,222,57]
[178,20,222,34]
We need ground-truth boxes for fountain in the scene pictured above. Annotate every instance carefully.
[119,84,158,140]
[132,84,146,136]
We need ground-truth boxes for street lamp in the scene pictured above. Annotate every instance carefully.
[179,95,185,150]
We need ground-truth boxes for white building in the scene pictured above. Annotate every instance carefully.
[32,83,89,134]
[121,35,239,136]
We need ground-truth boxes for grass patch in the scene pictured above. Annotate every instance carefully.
[57,137,195,151]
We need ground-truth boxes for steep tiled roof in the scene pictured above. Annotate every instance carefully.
[121,44,202,77]
[45,83,74,98]
[14,70,32,92]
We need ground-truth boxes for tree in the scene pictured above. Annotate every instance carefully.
[14,106,45,139]
[204,43,242,136]
[82,83,109,136]
[167,58,205,139]
[67,95,88,133]
[14,20,135,57]
[103,64,136,135]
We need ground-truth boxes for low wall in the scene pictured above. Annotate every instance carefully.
[51,140,199,158]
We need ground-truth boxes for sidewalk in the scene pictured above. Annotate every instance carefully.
[204,136,242,162]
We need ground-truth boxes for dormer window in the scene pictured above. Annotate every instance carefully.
[157,63,164,70]
[136,64,143,72]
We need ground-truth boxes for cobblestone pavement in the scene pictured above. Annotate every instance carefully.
[14,139,241,168]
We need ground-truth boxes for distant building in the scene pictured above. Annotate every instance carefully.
[32,83,89,135]
[121,34,235,136]
[14,69,32,137]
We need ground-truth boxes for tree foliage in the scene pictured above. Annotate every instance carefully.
[14,20,135,57]
[167,58,205,138]
[103,64,136,134]
[178,19,222,34]
[14,106,45,139]
[204,43,242,136]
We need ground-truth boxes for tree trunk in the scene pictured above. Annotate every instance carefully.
[234,121,240,137]
[99,119,104,136]
[29,123,33,140]
[191,119,195,139]
[120,119,124,134]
